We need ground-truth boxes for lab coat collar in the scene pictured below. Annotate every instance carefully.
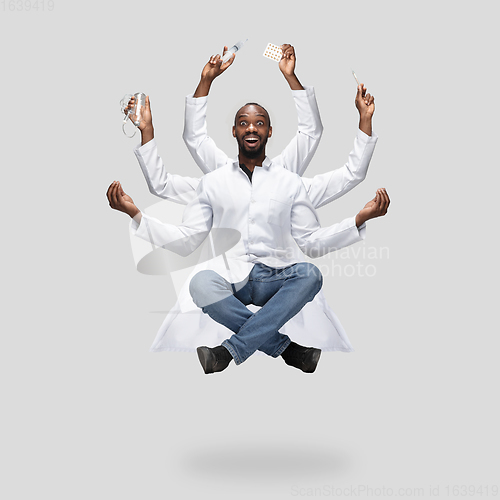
[231,156,273,170]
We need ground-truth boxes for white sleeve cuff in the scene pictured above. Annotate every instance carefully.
[357,221,367,239]
[185,93,208,105]
[291,85,314,97]
[130,212,143,232]
[134,137,157,154]
[357,128,378,142]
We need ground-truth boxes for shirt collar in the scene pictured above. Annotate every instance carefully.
[232,156,272,169]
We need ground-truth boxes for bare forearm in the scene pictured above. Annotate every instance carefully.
[355,212,367,228]
[358,117,372,137]
[194,77,214,98]
[141,125,154,146]
[283,73,304,91]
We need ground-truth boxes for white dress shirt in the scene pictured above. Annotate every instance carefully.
[182,86,323,176]
[129,88,378,353]
[135,87,377,209]
[131,158,366,283]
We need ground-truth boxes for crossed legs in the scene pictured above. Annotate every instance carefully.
[189,262,323,367]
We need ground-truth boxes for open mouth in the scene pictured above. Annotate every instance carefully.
[244,136,260,147]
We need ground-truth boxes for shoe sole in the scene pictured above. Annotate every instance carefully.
[196,347,215,374]
[303,349,321,373]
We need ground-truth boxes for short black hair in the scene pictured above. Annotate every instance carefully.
[234,102,271,127]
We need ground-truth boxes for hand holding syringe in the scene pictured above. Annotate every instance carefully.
[352,71,375,135]
[193,45,239,97]
[352,70,373,108]
[221,39,248,63]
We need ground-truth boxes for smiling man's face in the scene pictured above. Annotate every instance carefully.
[232,104,272,159]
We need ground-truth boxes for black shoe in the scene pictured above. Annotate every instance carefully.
[196,345,233,374]
[281,341,321,373]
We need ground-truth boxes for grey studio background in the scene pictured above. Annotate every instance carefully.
[1,1,498,499]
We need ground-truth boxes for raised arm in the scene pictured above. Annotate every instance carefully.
[183,44,324,176]
[301,84,377,209]
[183,49,235,173]
[269,44,323,176]
[124,95,201,204]
[290,179,390,258]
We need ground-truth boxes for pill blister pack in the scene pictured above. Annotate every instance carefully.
[263,43,283,62]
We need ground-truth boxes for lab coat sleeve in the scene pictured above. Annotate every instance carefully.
[290,179,366,258]
[133,138,201,205]
[182,93,230,174]
[274,86,323,176]
[130,177,214,256]
[301,129,378,209]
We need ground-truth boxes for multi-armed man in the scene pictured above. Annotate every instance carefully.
[109,44,389,374]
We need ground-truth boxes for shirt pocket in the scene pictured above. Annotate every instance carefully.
[267,197,292,227]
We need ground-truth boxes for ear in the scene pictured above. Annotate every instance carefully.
[232,126,236,138]
[268,125,272,138]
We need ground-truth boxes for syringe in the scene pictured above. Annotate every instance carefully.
[221,39,248,63]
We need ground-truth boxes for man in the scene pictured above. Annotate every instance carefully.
[107,102,390,374]
[126,45,375,194]
[184,44,324,177]
[121,45,379,362]
[107,178,389,374]
[181,45,375,205]
[124,44,333,203]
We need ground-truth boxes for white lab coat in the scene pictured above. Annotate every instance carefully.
[130,87,378,353]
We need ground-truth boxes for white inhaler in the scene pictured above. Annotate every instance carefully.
[120,92,146,138]
[221,39,248,63]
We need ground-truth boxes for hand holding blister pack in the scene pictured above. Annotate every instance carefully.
[120,92,146,138]
[263,43,283,62]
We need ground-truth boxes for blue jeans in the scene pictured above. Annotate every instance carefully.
[189,262,323,365]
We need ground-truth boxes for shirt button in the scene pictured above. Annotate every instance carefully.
[251,219,255,224]
[250,198,255,203]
